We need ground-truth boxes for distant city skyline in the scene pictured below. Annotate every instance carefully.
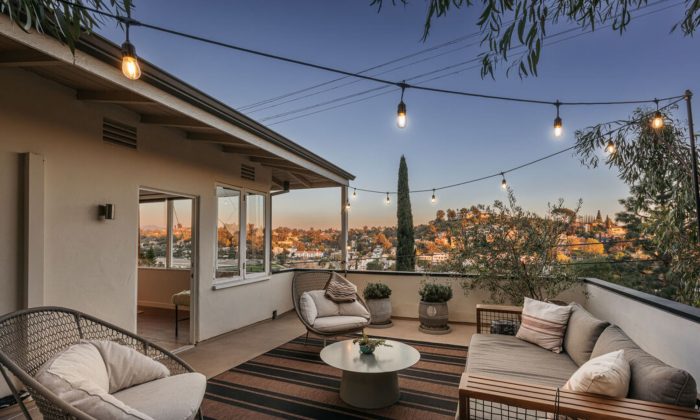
[97,1,699,229]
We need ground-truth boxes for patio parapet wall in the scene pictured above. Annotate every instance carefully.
[276,268,700,383]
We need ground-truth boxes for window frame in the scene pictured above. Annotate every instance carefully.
[138,198,193,271]
[213,183,270,288]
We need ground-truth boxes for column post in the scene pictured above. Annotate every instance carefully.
[340,186,349,272]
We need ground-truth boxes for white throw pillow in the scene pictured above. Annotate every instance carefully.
[88,340,170,393]
[307,290,340,317]
[563,350,631,398]
[338,300,370,319]
[35,343,152,420]
[516,297,572,353]
[299,292,319,324]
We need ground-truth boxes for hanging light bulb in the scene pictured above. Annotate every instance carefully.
[500,173,508,189]
[396,82,407,129]
[385,192,391,205]
[352,188,357,199]
[345,200,351,211]
[605,139,616,155]
[553,101,563,137]
[651,99,664,129]
[431,189,436,204]
[120,12,141,80]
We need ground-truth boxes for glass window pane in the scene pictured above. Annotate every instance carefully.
[246,192,266,274]
[171,199,192,269]
[139,201,167,268]
[216,187,240,278]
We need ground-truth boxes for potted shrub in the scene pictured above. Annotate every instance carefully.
[363,283,393,328]
[418,282,453,334]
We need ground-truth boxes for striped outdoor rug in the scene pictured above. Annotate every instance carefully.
[202,334,467,419]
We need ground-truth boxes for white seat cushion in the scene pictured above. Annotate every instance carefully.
[338,300,370,319]
[299,292,319,324]
[313,316,369,333]
[563,350,630,398]
[307,290,340,317]
[35,343,152,420]
[88,340,170,393]
[114,373,206,420]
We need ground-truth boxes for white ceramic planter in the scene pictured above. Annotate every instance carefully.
[367,298,392,326]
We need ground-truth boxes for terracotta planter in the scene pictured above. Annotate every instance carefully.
[418,301,451,334]
[366,298,392,327]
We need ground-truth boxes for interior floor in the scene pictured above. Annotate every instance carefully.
[137,306,190,352]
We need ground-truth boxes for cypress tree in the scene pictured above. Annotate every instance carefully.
[396,155,415,271]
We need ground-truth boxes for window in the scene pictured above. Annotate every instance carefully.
[139,201,167,267]
[246,192,266,274]
[215,185,269,281]
[171,199,193,269]
[139,198,192,269]
[216,187,241,278]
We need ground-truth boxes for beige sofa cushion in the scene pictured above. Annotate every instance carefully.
[563,350,631,398]
[114,373,206,420]
[299,292,319,324]
[338,300,370,319]
[35,343,151,420]
[591,325,697,407]
[88,340,170,393]
[307,290,340,317]
[313,316,368,333]
[563,303,610,366]
[516,298,572,353]
[467,333,578,387]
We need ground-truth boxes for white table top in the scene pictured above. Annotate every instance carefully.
[320,339,420,374]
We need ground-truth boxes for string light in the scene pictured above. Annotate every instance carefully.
[501,173,507,189]
[605,139,616,154]
[397,82,407,129]
[120,9,141,80]
[553,100,563,137]
[352,188,357,199]
[345,200,351,211]
[385,192,391,205]
[431,189,436,203]
[652,99,664,129]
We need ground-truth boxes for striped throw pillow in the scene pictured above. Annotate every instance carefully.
[325,273,357,302]
[516,298,572,353]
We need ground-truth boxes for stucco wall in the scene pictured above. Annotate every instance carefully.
[137,268,190,309]
[583,282,700,386]
[0,66,295,341]
[345,272,586,323]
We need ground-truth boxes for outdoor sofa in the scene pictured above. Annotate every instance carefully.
[458,303,700,419]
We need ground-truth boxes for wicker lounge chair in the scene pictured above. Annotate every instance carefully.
[0,306,203,419]
[292,271,370,345]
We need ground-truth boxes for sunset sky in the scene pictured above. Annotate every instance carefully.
[101,1,699,229]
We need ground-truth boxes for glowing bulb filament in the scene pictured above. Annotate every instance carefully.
[397,101,407,129]
[652,111,664,129]
[553,101,563,137]
[121,42,141,80]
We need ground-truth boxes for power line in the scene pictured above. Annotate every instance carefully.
[350,97,685,195]
[57,0,683,109]
[261,0,681,124]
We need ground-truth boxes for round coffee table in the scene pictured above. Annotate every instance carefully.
[320,339,420,409]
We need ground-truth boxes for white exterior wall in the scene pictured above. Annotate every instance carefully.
[0,67,293,341]
[344,272,586,323]
[583,283,700,385]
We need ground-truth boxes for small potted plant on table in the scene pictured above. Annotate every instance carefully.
[353,332,392,354]
[363,283,393,328]
[418,282,453,334]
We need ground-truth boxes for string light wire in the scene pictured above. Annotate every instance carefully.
[56,0,683,110]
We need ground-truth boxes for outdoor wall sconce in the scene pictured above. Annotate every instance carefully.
[98,204,115,220]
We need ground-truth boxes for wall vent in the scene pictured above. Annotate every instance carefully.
[241,164,256,181]
[103,118,137,149]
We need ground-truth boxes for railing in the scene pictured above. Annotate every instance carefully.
[275,268,700,383]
